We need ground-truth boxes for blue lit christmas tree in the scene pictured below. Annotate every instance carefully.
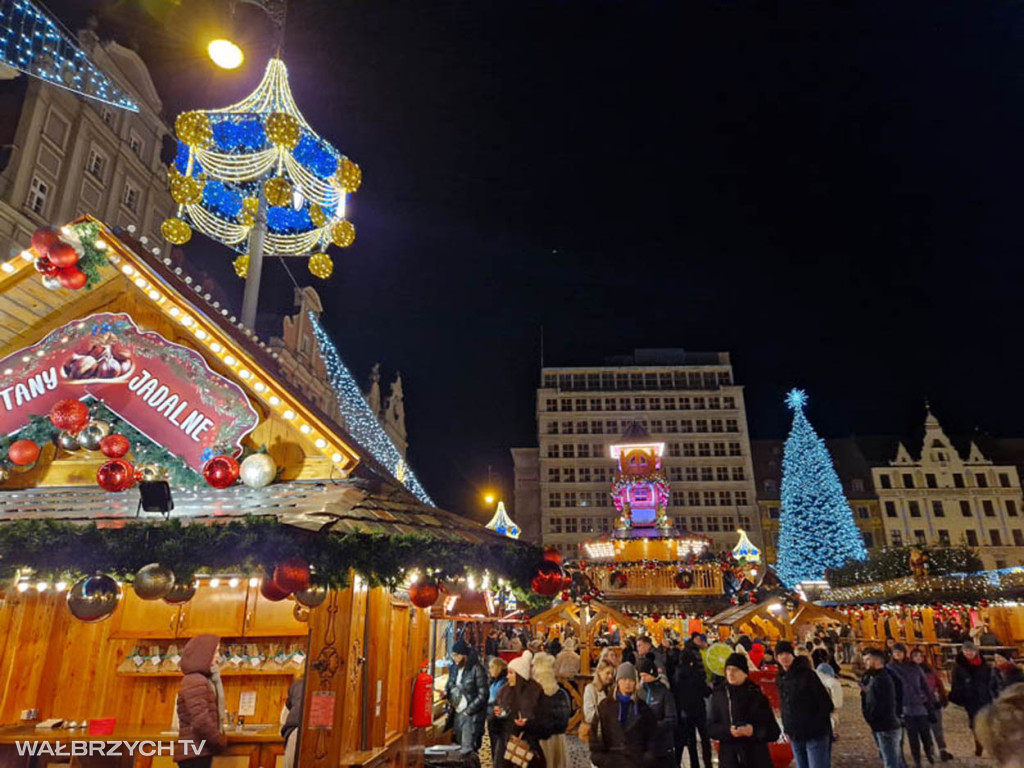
[777,389,866,586]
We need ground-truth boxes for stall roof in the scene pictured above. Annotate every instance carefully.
[708,601,766,627]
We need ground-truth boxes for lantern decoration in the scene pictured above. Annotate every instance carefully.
[308,252,333,279]
[239,452,277,488]
[160,217,192,245]
[674,570,694,590]
[330,219,356,248]
[409,579,440,609]
[542,546,563,567]
[8,439,40,466]
[203,455,240,489]
[295,583,328,609]
[77,420,111,451]
[99,434,131,459]
[97,459,136,492]
[273,557,311,593]
[164,579,197,605]
[260,578,290,602]
[133,564,175,601]
[233,254,250,278]
[66,574,121,622]
[531,561,565,597]
[48,399,89,432]
[610,571,628,589]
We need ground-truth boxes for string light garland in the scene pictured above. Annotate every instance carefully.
[309,313,433,505]
[164,59,359,277]
[777,389,867,586]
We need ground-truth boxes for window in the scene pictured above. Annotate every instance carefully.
[691,517,704,531]
[546,445,559,458]
[102,107,115,127]
[884,501,897,518]
[1014,529,1024,546]
[735,491,748,506]
[546,422,559,434]
[663,397,676,409]
[976,473,988,488]
[932,500,944,518]
[768,506,780,519]
[902,473,914,489]
[562,445,575,459]
[687,491,701,507]
[618,398,631,411]
[564,517,578,533]
[719,491,732,506]
[669,467,683,482]
[983,500,995,517]
[726,419,738,432]
[695,419,708,433]
[563,469,575,483]
[763,479,777,494]
[597,517,611,533]
[851,478,865,493]
[578,444,590,458]
[991,530,1002,546]
[683,443,696,457]
[716,467,730,482]
[701,467,714,482]
[914,529,926,544]
[731,467,745,481]
[564,492,577,507]
[575,398,587,411]
[591,421,604,435]
[578,468,591,482]
[708,396,720,409]
[703,491,717,507]
[723,396,736,409]
[729,442,742,456]
[713,443,727,457]
[953,473,965,488]
[86,148,106,181]
[705,517,721,532]
[548,516,562,533]
[960,500,973,517]
[122,179,140,212]
[576,421,589,434]
[43,110,69,146]
[562,422,574,434]
[580,517,594,533]
[966,530,978,547]
[649,419,663,433]
[590,398,602,411]
[891,531,903,547]
[26,176,48,215]
[668,442,681,458]
[632,397,645,411]
[649,397,661,411]
[925,473,937,489]
[909,501,921,518]
[880,475,892,489]
[604,398,617,411]
[693,397,706,410]
[863,532,875,549]
[548,468,560,483]
[129,131,144,159]
[999,473,1012,488]
[665,419,679,433]
[938,530,950,547]
[1008,500,1018,517]
[698,442,711,457]
[710,419,723,433]
[858,505,870,519]
[605,420,618,433]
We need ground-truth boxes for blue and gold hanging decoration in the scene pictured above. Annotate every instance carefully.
[164,59,359,278]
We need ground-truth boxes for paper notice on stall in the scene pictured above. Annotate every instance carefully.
[309,692,335,728]
[238,691,256,717]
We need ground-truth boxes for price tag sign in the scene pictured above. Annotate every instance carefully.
[309,692,335,729]
[238,691,256,717]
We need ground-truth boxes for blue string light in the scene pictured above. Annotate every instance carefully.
[777,389,867,586]
[212,118,266,152]
[292,133,339,179]
[309,312,434,506]
[267,204,312,234]
[173,141,202,176]
[201,179,243,218]
[0,0,138,111]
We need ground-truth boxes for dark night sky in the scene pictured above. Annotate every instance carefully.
[45,0,1024,519]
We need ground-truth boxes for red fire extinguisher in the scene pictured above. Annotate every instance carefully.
[411,663,433,727]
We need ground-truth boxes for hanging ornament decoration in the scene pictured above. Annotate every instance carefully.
[309,203,326,227]
[542,546,563,567]
[233,254,250,278]
[409,579,440,609]
[66,574,121,622]
[48,242,79,268]
[674,570,694,590]
[336,158,362,193]
[77,420,111,451]
[329,219,356,248]
[99,434,131,459]
[239,451,277,489]
[295,583,328,609]
[260,578,290,602]
[49,398,89,432]
[163,579,197,605]
[203,455,240,489]
[169,170,205,205]
[307,252,333,279]
[531,561,565,597]
[134,464,166,483]
[57,267,87,290]
[8,439,40,466]
[58,431,80,451]
[34,257,59,276]
[27,224,107,292]
[31,228,60,253]
[273,557,311,593]
[97,459,136,492]
[133,564,176,600]
[264,112,302,148]
[263,176,293,207]
[160,217,193,246]
[175,110,213,148]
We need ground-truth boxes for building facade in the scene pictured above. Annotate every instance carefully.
[871,409,1024,570]
[512,349,762,557]
[753,438,886,565]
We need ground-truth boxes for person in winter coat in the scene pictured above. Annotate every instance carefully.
[674,634,712,768]
[581,660,616,766]
[860,648,903,768]
[638,657,677,768]
[173,634,227,767]
[976,681,1024,768]
[444,639,489,754]
[553,643,581,678]
[887,643,936,768]
[775,640,833,768]
[495,652,547,768]
[911,646,954,762]
[994,651,1024,693]
[589,662,658,768]
[811,649,843,735]
[488,658,509,765]
[949,640,999,757]
[707,652,782,768]
[280,673,305,768]
[532,653,570,767]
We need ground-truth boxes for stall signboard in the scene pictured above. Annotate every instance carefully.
[0,313,258,471]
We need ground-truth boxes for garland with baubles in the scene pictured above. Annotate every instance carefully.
[28,222,108,291]
[826,545,983,587]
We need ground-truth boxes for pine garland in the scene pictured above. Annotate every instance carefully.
[67,220,107,290]
[827,545,983,587]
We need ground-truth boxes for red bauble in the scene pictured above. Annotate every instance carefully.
[273,557,311,593]
[34,257,59,276]
[49,398,89,432]
[750,595,759,604]
[97,459,136,492]
[531,561,565,597]
[582,594,593,603]
[57,267,87,290]
[980,599,989,608]
[31,228,59,255]
[409,580,440,609]
[560,590,570,601]
[48,242,79,268]
[99,434,130,459]
[203,455,240,488]
[542,546,563,567]
[260,578,290,602]
[8,439,40,466]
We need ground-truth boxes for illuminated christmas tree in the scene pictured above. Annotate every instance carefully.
[777,389,866,586]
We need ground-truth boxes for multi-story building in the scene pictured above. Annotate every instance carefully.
[752,438,886,565]
[0,26,174,261]
[512,349,762,557]
[869,408,1024,570]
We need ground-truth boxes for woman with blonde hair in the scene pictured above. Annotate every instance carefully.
[581,660,617,743]
[976,683,1024,767]
[533,652,571,767]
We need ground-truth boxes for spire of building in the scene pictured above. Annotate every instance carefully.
[383,372,408,459]
[366,363,382,417]
[485,501,521,539]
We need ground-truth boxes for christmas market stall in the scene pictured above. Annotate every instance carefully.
[0,217,537,768]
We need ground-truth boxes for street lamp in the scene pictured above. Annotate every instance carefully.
[207,0,287,69]
[208,39,244,70]
[484,493,496,505]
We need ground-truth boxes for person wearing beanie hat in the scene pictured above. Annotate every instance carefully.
[776,636,834,768]
[444,638,488,756]
[588,661,658,768]
[994,650,1024,693]
[495,651,545,767]
[707,648,780,768]
[950,640,999,757]
[675,630,713,768]
[638,657,678,767]
[888,641,937,767]
[775,640,795,657]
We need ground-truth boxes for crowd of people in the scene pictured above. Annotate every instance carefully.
[440,624,1024,768]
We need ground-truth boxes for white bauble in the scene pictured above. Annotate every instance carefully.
[240,452,276,488]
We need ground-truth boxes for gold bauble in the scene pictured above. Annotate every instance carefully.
[308,252,333,279]
[237,211,255,227]
[264,177,293,207]
[233,254,250,278]
[336,158,362,193]
[174,110,212,148]
[265,112,301,149]
[161,217,192,245]
[309,203,326,228]
[330,219,356,248]
[135,464,165,482]
[243,197,260,214]
[169,173,204,205]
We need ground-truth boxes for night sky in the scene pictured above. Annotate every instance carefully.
[45,1,1024,519]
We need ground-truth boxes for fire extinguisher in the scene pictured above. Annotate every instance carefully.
[411,663,433,727]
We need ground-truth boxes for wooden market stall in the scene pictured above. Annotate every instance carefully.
[708,599,845,643]
[529,599,639,674]
[0,218,534,768]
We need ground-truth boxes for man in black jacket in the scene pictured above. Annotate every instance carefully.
[949,640,999,757]
[444,640,488,754]
[674,633,712,768]
[776,640,834,768]
[639,657,678,768]
[861,647,903,768]
[590,662,658,768]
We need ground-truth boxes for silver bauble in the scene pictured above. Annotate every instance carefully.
[239,452,276,489]
[58,431,81,451]
[41,275,61,290]
[66,574,121,622]
[77,421,110,451]
[295,583,327,608]
[133,563,175,601]
[163,579,197,605]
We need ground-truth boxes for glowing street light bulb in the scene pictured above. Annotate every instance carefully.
[208,39,244,70]
[484,494,495,505]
